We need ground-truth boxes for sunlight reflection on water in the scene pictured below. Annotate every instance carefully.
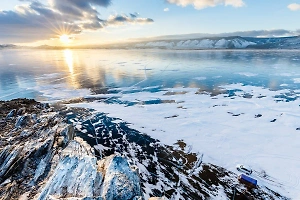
[0,49,300,100]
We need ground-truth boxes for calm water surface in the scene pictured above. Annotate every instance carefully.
[0,49,300,100]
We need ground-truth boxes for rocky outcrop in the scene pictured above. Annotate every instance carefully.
[37,138,143,200]
[98,155,142,200]
[0,99,76,199]
[0,99,143,200]
[37,138,101,200]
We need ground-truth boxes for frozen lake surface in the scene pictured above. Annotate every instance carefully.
[1,49,300,101]
[1,49,300,198]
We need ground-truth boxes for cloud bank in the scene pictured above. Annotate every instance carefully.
[0,0,154,43]
[166,0,245,9]
[288,3,300,11]
[107,14,154,26]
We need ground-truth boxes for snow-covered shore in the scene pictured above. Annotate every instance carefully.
[0,98,289,199]
[70,83,300,199]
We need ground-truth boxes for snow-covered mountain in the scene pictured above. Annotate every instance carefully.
[247,36,300,49]
[131,36,300,49]
[135,37,256,49]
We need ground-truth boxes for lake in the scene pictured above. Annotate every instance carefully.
[1,49,300,100]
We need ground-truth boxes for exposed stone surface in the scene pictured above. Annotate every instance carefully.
[37,139,143,200]
[0,99,74,199]
[0,99,143,200]
[37,138,101,200]
[98,155,142,200]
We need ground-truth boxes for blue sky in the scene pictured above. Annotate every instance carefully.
[0,0,300,45]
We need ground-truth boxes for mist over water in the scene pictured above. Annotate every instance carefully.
[1,49,300,100]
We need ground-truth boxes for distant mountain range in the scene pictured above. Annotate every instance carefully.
[1,35,300,50]
[128,36,300,49]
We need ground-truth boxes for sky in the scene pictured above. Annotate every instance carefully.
[0,0,300,46]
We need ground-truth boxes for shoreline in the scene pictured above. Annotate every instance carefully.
[0,98,290,199]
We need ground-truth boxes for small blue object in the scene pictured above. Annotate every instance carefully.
[239,174,257,186]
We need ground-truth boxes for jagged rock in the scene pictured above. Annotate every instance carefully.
[37,138,102,200]
[20,130,32,137]
[5,109,16,120]
[37,138,143,200]
[17,107,26,116]
[15,115,29,128]
[53,124,75,148]
[59,124,75,144]
[0,146,23,179]
[98,155,143,200]
[32,114,38,122]
[42,103,50,109]
[33,150,53,183]
[0,100,77,199]
[0,120,6,127]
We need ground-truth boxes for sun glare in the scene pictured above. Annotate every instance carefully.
[60,34,71,44]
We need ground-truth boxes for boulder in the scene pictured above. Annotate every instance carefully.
[37,138,143,200]
[98,155,143,200]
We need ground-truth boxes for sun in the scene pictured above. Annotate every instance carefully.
[60,34,71,44]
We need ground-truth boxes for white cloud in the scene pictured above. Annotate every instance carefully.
[288,3,300,11]
[0,0,154,43]
[164,8,170,12]
[167,0,245,9]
